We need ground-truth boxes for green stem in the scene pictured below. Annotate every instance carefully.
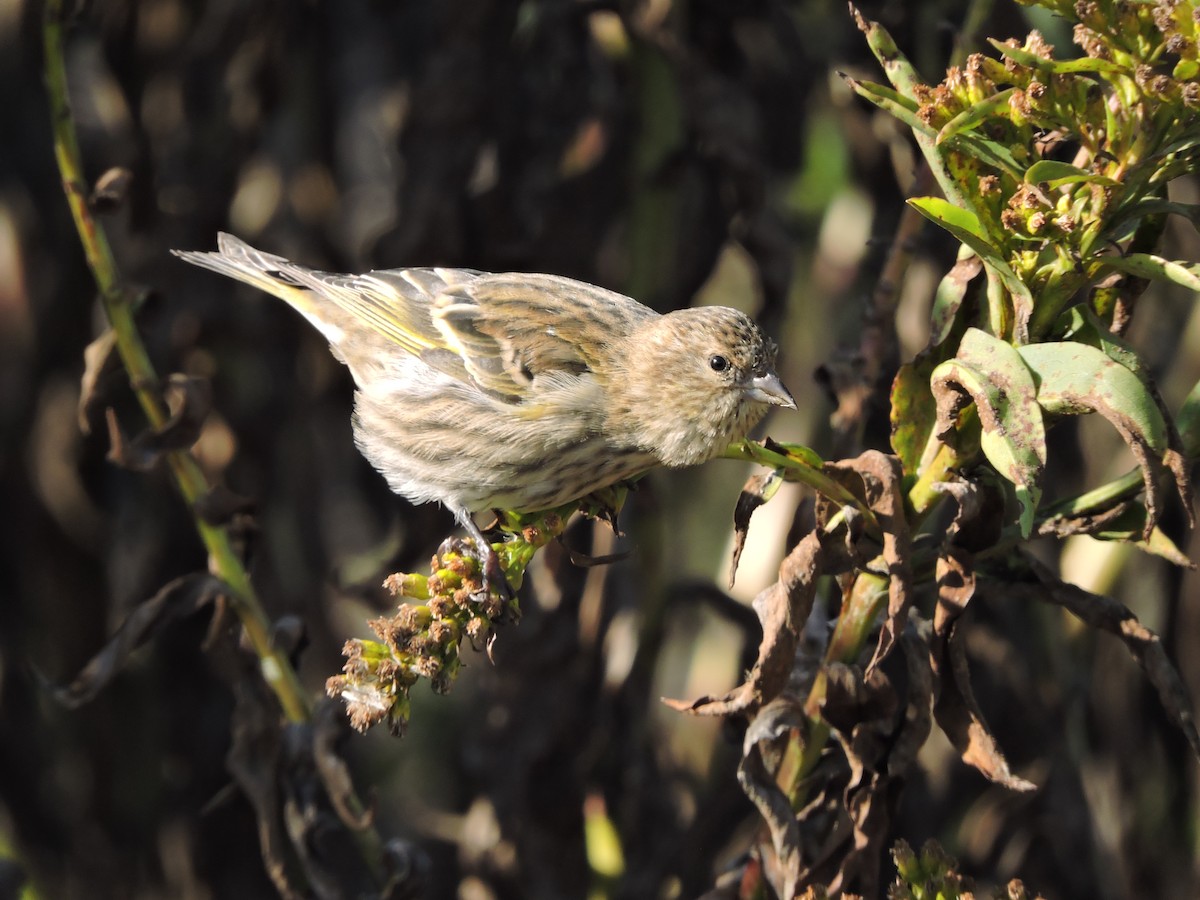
[1040,468,1144,518]
[722,440,883,536]
[906,442,958,518]
[43,0,309,724]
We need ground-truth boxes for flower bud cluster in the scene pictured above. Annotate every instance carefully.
[325,499,595,735]
[325,539,496,735]
[909,1,1200,294]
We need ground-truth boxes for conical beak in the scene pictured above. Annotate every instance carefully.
[745,372,796,410]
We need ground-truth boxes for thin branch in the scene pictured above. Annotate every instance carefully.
[41,0,310,725]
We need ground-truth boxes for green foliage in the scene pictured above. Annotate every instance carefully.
[852,0,1198,539]
[889,839,1042,900]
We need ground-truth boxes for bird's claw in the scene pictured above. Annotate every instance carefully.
[476,545,514,605]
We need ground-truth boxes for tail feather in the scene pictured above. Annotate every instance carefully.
[172,233,349,345]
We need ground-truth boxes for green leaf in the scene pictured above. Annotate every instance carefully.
[952,135,1026,178]
[1057,307,1147,381]
[1177,375,1200,459]
[1140,526,1194,567]
[1019,342,1167,449]
[931,328,1045,536]
[1097,253,1200,292]
[1144,130,1200,167]
[1104,198,1200,239]
[908,197,1034,339]
[987,38,1125,77]
[908,196,995,252]
[936,88,1016,144]
[931,254,983,346]
[1018,341,1182,536]
[890,355,940,477]
[842,75,934,137]
[1049,57,1128,76]
[1024,159,1117,189]
[854,6,925,100]
[765,441,825,470]
[1089,506,1194,567]
[1174,58,1200,81]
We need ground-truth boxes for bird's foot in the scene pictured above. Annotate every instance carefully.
[478,542,515,606]
[436,533,515,617]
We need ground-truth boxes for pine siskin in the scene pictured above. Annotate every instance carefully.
[174,234,795,592]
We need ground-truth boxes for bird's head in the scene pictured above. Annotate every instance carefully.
[609,306,795,467]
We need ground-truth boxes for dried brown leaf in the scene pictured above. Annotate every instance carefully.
[820,662,896,736]
[49,573,225,707]
[223,671,299,900]
[104,375,213,471]
[736,698,807,900]
[824,704,894,898]
[1164,445,1195,529]
[729,468,784,588]
[854,454,912,676]
[312,699,374,830]
[78,328,118,434]
[933,475,1007,551]
[888,618,934,777]
[931,551,1036,792]
[664,529,835,716]
[1036,500,1133,539]
[89,166,133,213]
[193,483,257,526]
[816,452,913,675]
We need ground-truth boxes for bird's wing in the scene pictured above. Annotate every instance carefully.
[175,235,654,403]
[430,273,655,402]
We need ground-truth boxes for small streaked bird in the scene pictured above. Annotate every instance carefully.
[174,234,795,594]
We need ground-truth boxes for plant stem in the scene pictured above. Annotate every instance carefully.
[43,0,309,724]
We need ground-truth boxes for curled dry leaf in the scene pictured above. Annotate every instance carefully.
[818,662,898,898]
[223,641,416,900]
[104,374,213,471]
[836,453,912,677]
[1037,500,1134,539]
[931,550,1037,792]
[192,483,257,526]
[736,697,807,900]
[789,620,934,898]
[835,628,933,894]
[49,573,225,708]
[889,618,934,778]
[663,528,833,717]
[78,328,118,433]
[824,729,891,899]
[218,625,312,900]
[931,475,1009,552]
[312,700,372,835]
[729,467,785,588]
[89,165,133,213]
[815,451,912,676]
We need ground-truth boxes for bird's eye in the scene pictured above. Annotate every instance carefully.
[709,355,730,373]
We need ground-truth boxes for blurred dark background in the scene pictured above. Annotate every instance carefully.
[3,0,1199,897]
